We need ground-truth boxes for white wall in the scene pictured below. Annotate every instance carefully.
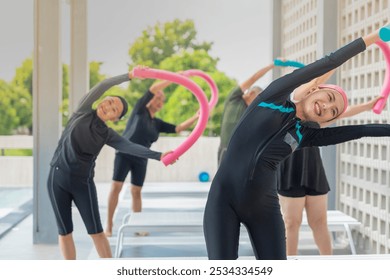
[0,157,33,186]
[0,136,219,186]
[95,136,219,182]
[0,135,33,186]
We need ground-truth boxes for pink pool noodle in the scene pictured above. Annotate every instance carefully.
[182,69,219,110]
[132,67,210,165]
[373,41,390,114]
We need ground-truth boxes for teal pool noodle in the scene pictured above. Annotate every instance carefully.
[274,59,305,68]
[380,25,390,42]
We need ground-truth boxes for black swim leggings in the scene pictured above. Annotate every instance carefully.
[47,166,103,235]
[203,167,287,260]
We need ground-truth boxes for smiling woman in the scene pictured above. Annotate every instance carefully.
[46,68,173,260]
[203,26,390,260]
[297,85,347,123]
[96,96,127,122]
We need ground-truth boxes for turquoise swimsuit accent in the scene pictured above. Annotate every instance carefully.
[258,101,302,143]
[295,121,303,143]
[258,101,295,113]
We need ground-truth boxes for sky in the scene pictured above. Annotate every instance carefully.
[0,0,273,88]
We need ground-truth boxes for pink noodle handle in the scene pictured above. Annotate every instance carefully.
[182,69,219,110]
[373,41,390,114]
[132,67,209,166]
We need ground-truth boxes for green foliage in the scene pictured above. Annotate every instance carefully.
[127,19,214,104]
[126,19,236,136]
[129,19,212,67]
[62,64,69,100]
[61,64,70,125]
[1,149,32,156]
[11,58,33,95]
[2,19,238,138]
[0,58,108,134]
[0,79,32,134]
[89,61,106,88]
[0,80,18,134]
[160,69,236,136]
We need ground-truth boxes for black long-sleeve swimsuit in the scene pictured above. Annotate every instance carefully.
[48,74,161,235]
[204,38,390,260]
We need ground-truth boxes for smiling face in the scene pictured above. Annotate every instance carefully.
[296,88,346,124]
[96,96,124,122]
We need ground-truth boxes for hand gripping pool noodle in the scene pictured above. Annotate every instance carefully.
[274,59,305,68]
[132,67,210,165]
[182,69,219,110]
[372,40,390,114]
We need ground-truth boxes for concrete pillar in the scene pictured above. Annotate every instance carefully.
[69,0,89,115]
[318,0,338,210]
[272,0,282,80]
[33,0,62,244]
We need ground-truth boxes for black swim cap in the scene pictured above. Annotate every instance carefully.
[114,96,128,119]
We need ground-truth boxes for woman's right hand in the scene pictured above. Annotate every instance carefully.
[160,151,178,165]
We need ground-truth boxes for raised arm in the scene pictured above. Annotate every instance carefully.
[340,96,383,118]
[363,30,381,47]
[77,73,131,113]
[292,69,336,101]
[175,112,199,133]
[239,63,275,92]
[268,25,388,104]
[149,79,173,95]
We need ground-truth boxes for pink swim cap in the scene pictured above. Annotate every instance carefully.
[318,84,348,115]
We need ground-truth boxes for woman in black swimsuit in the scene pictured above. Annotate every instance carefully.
[203,28,388,260]
[47,68,171,259]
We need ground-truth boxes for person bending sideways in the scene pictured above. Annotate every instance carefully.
[47,68,172,259]
[277,78,381,255]
[105,77,198,237]
[218,63,277,165]
[203,27,389,260]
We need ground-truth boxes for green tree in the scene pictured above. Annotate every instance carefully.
[127,19,214,104]
[61,64,69,125]
[89,61,106,89]
[126,19,236,136]
[0,80,31,134]
[10,84,32,133]
[10,58,68,129]
[12,58,33,95]
[156,50,235,136]
[11,57,69,99]
[8,59,33,132]
[5,58,114,133]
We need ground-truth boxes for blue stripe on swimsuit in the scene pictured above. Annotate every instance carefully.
[258,101,303,143]
[258,102,295,113]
